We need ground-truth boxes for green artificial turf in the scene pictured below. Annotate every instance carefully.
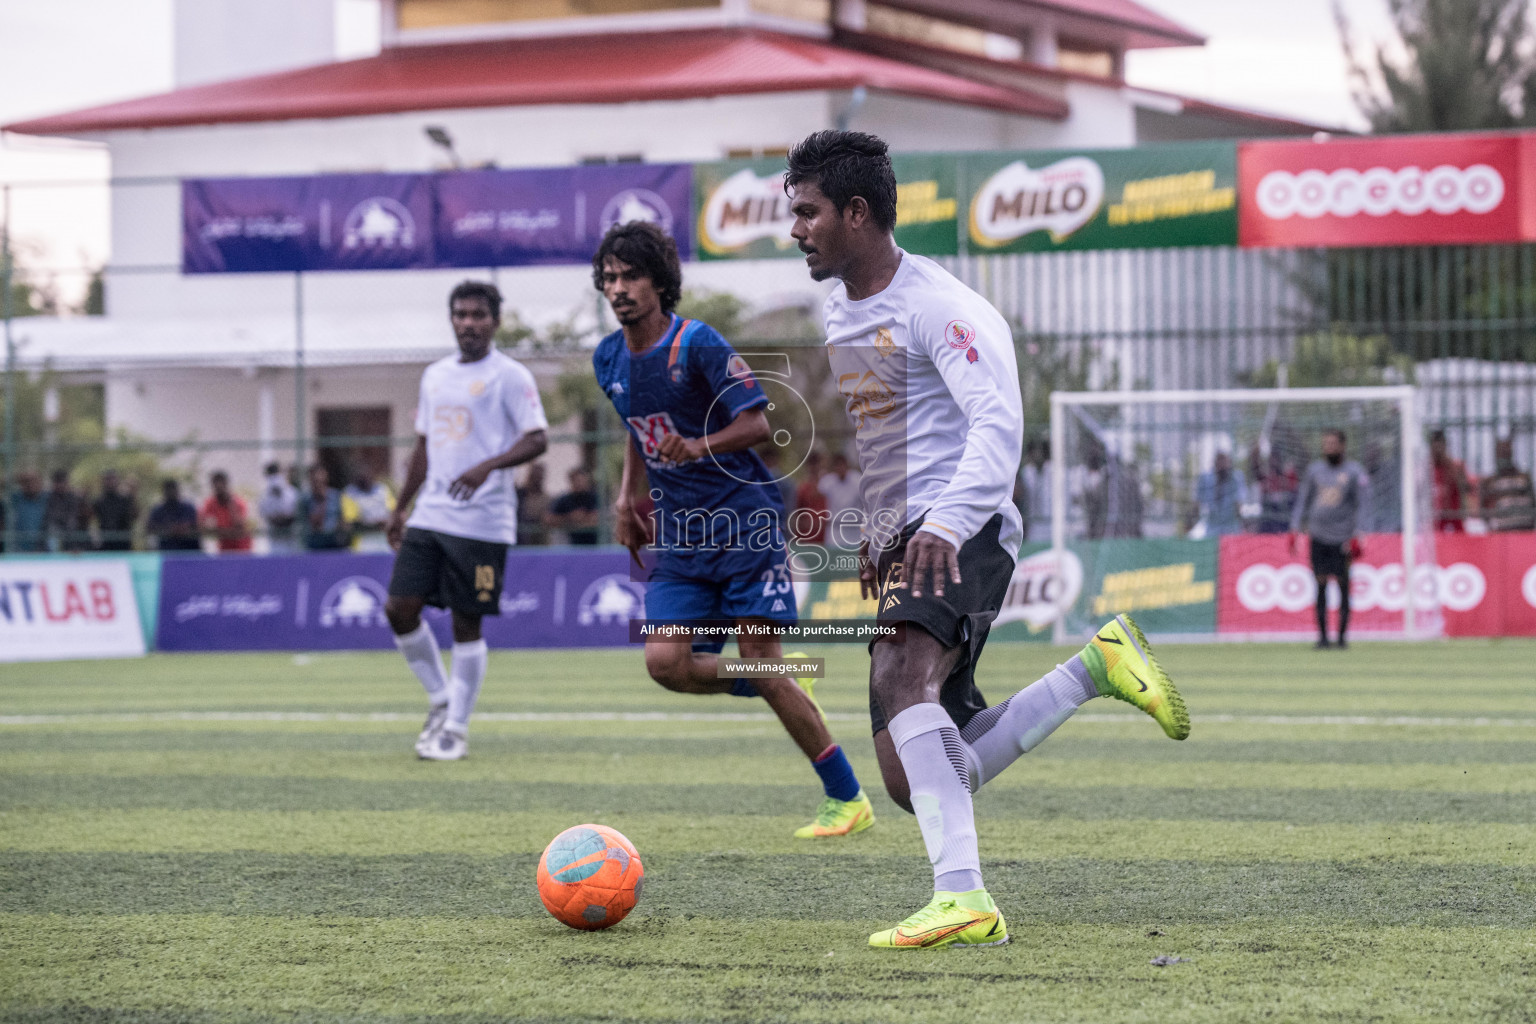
[2,641,1535,1022]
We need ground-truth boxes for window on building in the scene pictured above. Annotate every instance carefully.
[1057,39,1117,78]
[397,0,718,30]
[580,154,645,164]
[724,146,790,159]
[749,0,830,24]
[316,406,393,488]
[865,4,993,57]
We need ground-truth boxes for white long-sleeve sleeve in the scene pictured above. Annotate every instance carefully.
[910,307,1023,549]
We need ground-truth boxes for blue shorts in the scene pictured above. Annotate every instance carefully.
[646,547,797,654]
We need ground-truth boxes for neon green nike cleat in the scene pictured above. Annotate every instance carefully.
[786,649,827,724]
[1081,613,1190,740]
[794,790,875,838]
[868,889,1009,949]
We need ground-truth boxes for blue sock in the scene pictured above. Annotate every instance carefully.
[730,680,759,698]
[812,744,861,801]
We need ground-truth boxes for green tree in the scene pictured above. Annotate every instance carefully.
[1,246,58,317]
[1241,330,1416,388]
[1338,0,1536,131]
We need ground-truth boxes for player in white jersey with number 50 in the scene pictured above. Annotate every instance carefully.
[385,281,549,761]
[785,131,1191,948]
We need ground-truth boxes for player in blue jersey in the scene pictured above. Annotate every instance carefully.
[591,221,874,838]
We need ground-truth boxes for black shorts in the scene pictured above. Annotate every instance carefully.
[867,514,1015,736]
[388,527,508,618]
[1309,539,1350,579]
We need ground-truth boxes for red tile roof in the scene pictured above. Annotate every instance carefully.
[3,28,1068,136]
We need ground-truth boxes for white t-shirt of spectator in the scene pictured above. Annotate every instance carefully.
[407,349,549,545]
[257,473,298,524]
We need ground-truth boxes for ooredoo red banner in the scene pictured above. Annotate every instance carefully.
[1238,133,1536,248]
[1217,532,1536,637]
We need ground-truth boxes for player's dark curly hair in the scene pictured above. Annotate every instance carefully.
[592,221,683,314]
[783,130,898,233]
[448,280,502,320]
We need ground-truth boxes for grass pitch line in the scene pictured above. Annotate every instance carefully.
[5,710,1536,728]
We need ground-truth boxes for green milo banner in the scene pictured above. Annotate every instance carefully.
[1066,538,1218,635]
[693,154,963,260]
[694,158,798,261]
[962,142,1237,253]
[892,153,960,256]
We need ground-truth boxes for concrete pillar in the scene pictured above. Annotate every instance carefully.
[258,376,275,469]
[833,0,867,33]
[1029,17,1057,66]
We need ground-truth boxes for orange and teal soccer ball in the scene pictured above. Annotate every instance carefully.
[536,824,645,930]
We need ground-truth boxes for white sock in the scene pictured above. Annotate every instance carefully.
[887,703,983,894]
[446,639,489,733]
[960,657,1097,787]
[394,623,449,707]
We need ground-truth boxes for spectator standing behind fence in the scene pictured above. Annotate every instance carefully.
[1194,451,1246,537]
[548,466,600,545]
[1019,440,1051,541]
[147,479,201,552]
[1430,430,1473,533]
[1290,429,1371,650]
[92,470,138,551]
[1251,444,1301,535]
[45,469,88,552]
[7,470,48,552]
[298,464,351,550]
[515,462,550,546]
[1481,437,1536,532]
[344,467,395,551]
[818,451,862,549]
[791,450,828,544]
[258,462,299,552]
[199,470,252,553]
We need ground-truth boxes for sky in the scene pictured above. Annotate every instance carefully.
[0,0,1395,305]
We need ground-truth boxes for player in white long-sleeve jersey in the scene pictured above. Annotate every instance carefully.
[384,281,549,761]
[785,131,1191,949]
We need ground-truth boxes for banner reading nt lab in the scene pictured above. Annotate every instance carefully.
[0,559,146,662]
[964,142,1237,253]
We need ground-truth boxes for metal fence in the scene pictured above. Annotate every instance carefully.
[4,237,1536,553]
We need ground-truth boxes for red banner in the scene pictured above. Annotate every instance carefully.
[1216,532,1536,637]
[1238,133,1536,248]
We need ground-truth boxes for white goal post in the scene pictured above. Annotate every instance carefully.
[1048,385,1426,645]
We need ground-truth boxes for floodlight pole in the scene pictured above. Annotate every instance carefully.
[1049,391,1067,646]
[2,183,15,555]
[294,272,306,472]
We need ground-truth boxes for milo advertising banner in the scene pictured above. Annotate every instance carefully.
[694,155,962,259]
[963,142,1237,253]
[1066,538,1218,636]
[893,153,960,256]
[695,159,798,260]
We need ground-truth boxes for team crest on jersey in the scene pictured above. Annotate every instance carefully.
[626,410,679,458]
[874,327,896,357]
[726,354,757,388]
[944,320,976,350]
[468,379,487,397]
[837,370,897,428]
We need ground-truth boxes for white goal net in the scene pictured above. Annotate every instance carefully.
[1042,386,1440,643]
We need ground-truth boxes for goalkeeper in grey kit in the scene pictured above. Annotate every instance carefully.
[1289,429,1372,650]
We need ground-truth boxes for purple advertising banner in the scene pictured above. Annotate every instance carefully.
[155,549,644,651]
[183,164,692,273]
[183,173,436,274]
[434,163,692,267]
